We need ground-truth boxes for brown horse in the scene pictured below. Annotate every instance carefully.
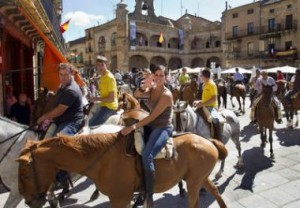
[172,79,198,105]
[18,132,228,208]
[227,78,246,114]
[256,85,275,159]
[31,88,56,124]
[215,79,227,109]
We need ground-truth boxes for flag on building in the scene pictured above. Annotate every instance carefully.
[158,32,164,43]
[60,19,71,33]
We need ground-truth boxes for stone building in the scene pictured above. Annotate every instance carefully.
[223,0,300,68]
[83,0,223,73]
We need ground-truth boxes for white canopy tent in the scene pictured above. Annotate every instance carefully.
[171,67,206,74]
[220,67,252,74]
[265,65,297,74]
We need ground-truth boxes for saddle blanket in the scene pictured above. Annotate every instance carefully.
[134,128,174,160]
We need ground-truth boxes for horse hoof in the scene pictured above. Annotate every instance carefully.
[90,190,100,201]
[49,199,60,208]
[260,143,266,148]
[179,188,187,198]
[270,154,275,159]
[215,172,223,179]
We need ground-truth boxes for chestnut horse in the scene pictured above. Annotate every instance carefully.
[18,131,228,208]
[172,79,198,105]
[256,85,275,159]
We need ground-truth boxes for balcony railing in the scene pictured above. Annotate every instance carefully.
[40,0,64,47]
[225,20,297,40]
[225,48,297,60]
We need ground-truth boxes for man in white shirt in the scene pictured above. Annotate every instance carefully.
[233,67,244,84]
[250,70,282,124]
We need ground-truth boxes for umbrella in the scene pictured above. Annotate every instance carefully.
[266,65,297,74]
[221,67,252,74]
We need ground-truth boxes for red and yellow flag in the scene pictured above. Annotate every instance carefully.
[158,32,164,43]
[60,19,71,33]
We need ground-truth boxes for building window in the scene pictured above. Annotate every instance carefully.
[269,9,275,13]
[285,41,293,50]
[247,9,254,14]
[248,22,254,35]
[287,4,292,9]
[268,18,276,32]
[232,26,238,38]
[247,42,254,56]
[215,40,221,47]
[232,13,238,18]
[111,32,117,46]
[286,15,293,30]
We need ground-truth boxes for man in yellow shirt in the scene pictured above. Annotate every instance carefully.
[195,69,222,141]
[89,55,118,127]
[178,68,190,99]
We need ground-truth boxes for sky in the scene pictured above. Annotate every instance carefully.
[62,0,254,42]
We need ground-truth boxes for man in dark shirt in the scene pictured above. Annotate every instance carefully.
[37,63,83,135]
[10,93,31,125]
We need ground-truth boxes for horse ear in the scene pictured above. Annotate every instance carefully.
[25,139,39,148]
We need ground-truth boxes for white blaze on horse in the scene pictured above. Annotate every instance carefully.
[173,102,244,178]
[0,116,39,208]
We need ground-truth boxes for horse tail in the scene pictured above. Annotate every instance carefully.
[210,139,228,160]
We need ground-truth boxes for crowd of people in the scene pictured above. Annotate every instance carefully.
[3,55,300,205]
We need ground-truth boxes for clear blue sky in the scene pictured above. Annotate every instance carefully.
[62,0,254,42]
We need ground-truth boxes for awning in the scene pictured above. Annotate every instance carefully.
[18,6,85,91]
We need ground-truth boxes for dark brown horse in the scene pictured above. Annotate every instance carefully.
[172,79,198,105]
[18,131,228,208]
[227,77,246,114]
[31,88,56,124]
[215,79,227,109]
[256,85,275,159]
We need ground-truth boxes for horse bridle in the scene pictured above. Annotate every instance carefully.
[24,147,46,205]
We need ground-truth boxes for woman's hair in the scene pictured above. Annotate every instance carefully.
[154,65,168,76]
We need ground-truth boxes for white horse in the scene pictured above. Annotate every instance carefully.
[0,116,39,208]
[173,102,244,178]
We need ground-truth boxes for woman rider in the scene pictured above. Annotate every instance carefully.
[121,65,173,207]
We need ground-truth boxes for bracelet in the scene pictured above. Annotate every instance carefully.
[132,125,136,130]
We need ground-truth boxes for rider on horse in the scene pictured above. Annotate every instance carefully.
[178,67,190,99]
[121,65,173,207]
[37,62,84,194]
[233,67,244,85]
[250,70,283,124]
[195,69,223,141]
[88,55,119,127]
[285,68,300,106]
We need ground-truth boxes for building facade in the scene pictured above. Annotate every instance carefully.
[81,0,223,73]
[223,0,299,68]
[0,0,65,116]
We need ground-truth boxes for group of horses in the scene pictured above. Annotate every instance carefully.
[1,75,299,208]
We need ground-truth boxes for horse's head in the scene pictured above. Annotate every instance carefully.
[17,140,56,208]
[262,84,274,95]
[118,92,140,111]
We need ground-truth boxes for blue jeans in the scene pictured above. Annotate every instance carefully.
[142,126,173,172]
[55,119,82,136]
[207,106,220,124]
[88,106,116,127]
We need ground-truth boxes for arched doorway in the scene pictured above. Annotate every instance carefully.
[129,55,148,72]
[206,56,222,68]
[110,55,117,72]
[168,57,182,70]
[191,57,205,68]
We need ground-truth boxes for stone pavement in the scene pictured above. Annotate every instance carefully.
[1,98,300,208]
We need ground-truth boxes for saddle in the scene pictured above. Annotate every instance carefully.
[196,107,226,140]
[122,109,174,159]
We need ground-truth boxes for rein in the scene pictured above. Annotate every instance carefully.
[0,124,37,164]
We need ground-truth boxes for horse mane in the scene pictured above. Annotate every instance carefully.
[0,116,28,129]
[49,133,120,155]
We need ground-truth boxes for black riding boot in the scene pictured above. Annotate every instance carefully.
[144,171,155,208]
[213,121,223,141]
